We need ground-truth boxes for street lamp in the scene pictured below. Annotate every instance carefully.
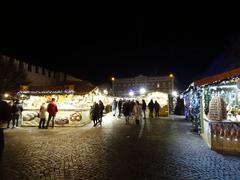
[111,77,115,96]
[139,88,146,95]
[129,90,134,97]
[169,74,175,115]
[169,73,175,92]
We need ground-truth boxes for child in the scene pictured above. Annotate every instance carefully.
[39,103,47,128]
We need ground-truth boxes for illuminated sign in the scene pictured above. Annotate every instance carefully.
[17,89,75,95]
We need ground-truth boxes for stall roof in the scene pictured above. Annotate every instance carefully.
[21,80,96,95]
[194,67,240,86]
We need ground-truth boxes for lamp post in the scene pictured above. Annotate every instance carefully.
[169,74,175,115]
[111,77,115,96]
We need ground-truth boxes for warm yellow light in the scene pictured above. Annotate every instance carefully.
[169,74,174,78]
[111,77,115,81]
[139,88,146,94]
[103,89,108,95]
[172,91,178,97]
[4,93,9,98]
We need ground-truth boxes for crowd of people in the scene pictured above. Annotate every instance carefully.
[0,99,23,129]
[90,100,105,127]
[112,98,162,125]
[90,98,162,127]
[1,96,163,129]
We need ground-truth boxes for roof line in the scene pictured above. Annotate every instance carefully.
[194,67,240,86]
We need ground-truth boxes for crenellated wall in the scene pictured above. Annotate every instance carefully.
[1,55,81,86]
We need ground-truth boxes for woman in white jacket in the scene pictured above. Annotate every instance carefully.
[133,101,142,125]
[39,103,47,128]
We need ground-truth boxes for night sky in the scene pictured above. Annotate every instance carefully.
[0,10,239,90]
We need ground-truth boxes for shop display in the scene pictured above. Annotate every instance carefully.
[211,122,240,141]
[70,112,82,121]
[208,96,227,121]
[19,87,114,127]
[55,118,69,125]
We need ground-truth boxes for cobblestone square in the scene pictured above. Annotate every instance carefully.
[0,114,240,180]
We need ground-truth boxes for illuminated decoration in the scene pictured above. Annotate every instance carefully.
[17,90,75,95]
[208,96,227,121]
[103,89,108,95]
[111,77,115,81]
[172,91,178,97]
[139,88,146,95]
[190,91,201,133]
[185,94,190,120]
[4,93,9,98]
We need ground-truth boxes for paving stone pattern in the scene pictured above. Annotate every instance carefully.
[0,114,240,180]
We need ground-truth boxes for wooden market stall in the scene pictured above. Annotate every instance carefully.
[17,81,113,127]
[184,68,240,153]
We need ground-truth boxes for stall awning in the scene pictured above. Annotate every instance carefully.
[194,67,240,86]
[19,80,96,95]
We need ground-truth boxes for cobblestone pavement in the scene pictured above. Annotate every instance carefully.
[0,114,240,180]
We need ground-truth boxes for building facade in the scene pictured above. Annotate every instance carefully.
[1,55,81,87]
[112,75,175,97]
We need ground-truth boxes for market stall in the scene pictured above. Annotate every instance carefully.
[138,91,169,116]
[17,82,113,127]
[184,68,240,153]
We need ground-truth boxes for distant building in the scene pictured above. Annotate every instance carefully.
[112,75,175,96]
[1,55,82,87]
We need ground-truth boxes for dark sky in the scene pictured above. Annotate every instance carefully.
[0,10,238,90]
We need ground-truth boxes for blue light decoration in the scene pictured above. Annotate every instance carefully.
[190,91,201,134]
[185,94,190,120]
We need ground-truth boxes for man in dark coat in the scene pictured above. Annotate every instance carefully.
[9,100,23,128]
[0,99,12,126]
[118,99,123,117]
[148,99,154,118]
[98,100,104,125]
[123,100,131,124]
[154,101,160,117]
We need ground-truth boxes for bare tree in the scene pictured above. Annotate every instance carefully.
[0,56,29,93]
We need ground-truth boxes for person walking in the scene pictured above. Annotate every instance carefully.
[148,99,154,118]
[133,101,142,125]
[46,98,58,128]
[39,103,47,129]
[90,102,100,127]
[118,99,123,117]
[154,101,160,117]
[112,99,117,116]
[142,99,147,120]
[98,100,104,125]
[123,100,130,124]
